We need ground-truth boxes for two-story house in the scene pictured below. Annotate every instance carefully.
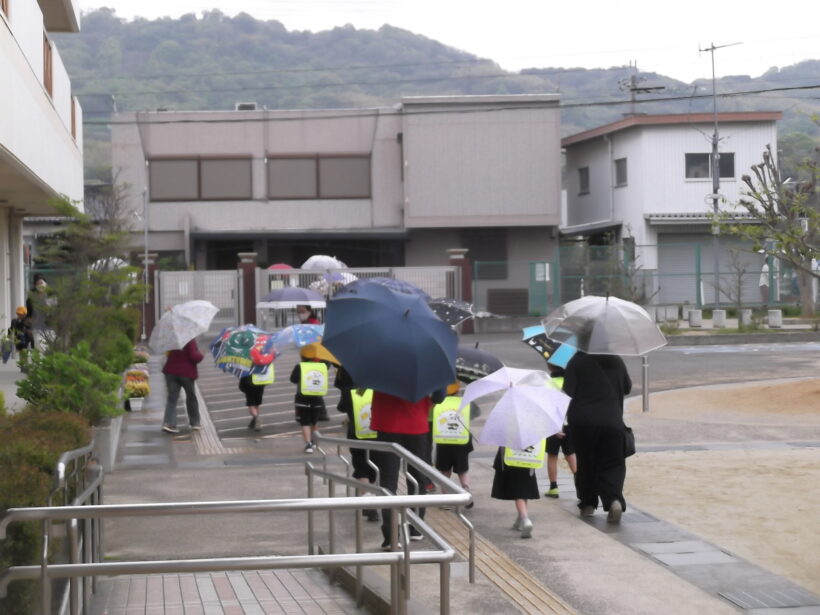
[1,0,83,325]
[112,94,563,314]
[561,112,781,305]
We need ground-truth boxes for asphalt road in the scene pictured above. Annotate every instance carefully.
[198,334,820,442]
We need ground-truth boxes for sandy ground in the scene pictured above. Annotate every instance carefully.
[623,378,820,595]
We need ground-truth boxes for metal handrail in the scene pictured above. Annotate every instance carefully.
[312,434,477,603]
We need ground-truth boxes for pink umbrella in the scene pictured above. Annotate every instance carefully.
[268,263,293,270]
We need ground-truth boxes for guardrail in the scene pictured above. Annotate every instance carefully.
[1,439,472,615]
[311,435,476,612]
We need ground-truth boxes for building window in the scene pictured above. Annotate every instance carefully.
[614,157,627,187]
[43,34,53,98]
[462,229,507,280]
[685,153,735,179]
[149,158,253,201]
[200,159,252,200]
[267,155,371,200]
[578,166,590,194]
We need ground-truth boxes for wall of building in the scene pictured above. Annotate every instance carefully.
[402,97,561,228]
[0,1,83,207]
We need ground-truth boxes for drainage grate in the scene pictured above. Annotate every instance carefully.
[719,587,820,609]
[632,540,737,566]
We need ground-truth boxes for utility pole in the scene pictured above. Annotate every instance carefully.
[699,41,741,307]
[619,61,664,117]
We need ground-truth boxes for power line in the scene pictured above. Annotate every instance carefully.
[77,82,820,126]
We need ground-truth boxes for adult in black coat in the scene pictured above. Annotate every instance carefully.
[562,351,632,523]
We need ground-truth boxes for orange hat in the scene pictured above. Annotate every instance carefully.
[446,381,460,396]
[15,306,27,317]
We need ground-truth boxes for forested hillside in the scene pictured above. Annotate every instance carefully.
[53,9,820,180]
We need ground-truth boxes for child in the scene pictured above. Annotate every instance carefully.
[9,306,34,352]
[432,382,474,509]
[491,439,545,539]
[290,349,329,454]
[544,365,577,497]
[239,364,273,431]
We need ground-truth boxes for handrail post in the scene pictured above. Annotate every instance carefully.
[440,560,451,615]
[306,465,315,555]
[328,478,336,556]
[354,488,364,606]
[83,516,92,614]
[40,519,50,615]
[69,518,80,615]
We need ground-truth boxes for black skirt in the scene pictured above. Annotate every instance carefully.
[490,448,540,501]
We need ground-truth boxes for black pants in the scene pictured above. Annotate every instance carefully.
[571,424,626,512]
[374,431,430,542]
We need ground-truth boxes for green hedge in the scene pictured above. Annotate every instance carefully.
[0,411,91,615]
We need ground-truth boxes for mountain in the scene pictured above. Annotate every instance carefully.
[53,9,820,180]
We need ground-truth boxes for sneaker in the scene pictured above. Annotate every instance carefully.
[409,527,423,542]
[463,488,474,509]
[580,505,595,517]
[545,486,560,498]
[511,516,522,531]
[254,416,262,431]
[380,538,394,551]
[304,443,315,454]
[607,500,623,524]
[519,518,533,539]
[191,424,202,431]
[161,424,179,434]
[248,416,257,430]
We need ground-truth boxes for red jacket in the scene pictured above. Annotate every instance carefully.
[370,391,432,435]
[162,339,204,379]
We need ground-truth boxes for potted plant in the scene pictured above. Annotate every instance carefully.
[123,367,150,411]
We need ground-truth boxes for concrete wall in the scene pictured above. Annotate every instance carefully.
[0,1,83,207]
[401,96,561,228]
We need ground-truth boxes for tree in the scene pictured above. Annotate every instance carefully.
[718,142,819,317]
[32,193,143,373]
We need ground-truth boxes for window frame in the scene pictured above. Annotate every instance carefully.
[614,157,627,187]
[266,154,372,200]
[685,152,735,180]
[578,166,590,195]
[43,33,52,98]
[148,156,253,202]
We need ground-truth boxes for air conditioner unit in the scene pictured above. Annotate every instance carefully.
[235,102,258,111]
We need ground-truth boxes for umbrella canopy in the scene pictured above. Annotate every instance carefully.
[300,342,341,365]
[301,254,348,270]
[455,343,503,383]
[323,281,457,402]
[521,324,558,364]
[308,271,358,296]
[149,300,219,353]
[542,295,667,356]
[267,263,293,270]
[263,324,324,355]
[339,277,430,301]
[460,367,570,450]
[428,298,474,327]
[257,287,326,309]
[210,324,276,378]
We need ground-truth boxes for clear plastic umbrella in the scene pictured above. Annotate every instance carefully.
[542,295,667,356]
[149,300,219,353]
[460,366,570,450]
[301,254,348,270]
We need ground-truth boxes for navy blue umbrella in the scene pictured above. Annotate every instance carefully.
[323,281,457,402]
[339,277,431,301]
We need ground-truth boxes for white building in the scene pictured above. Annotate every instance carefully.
[112,95,563,314]
[561,112,781,305]
[1,0,83,323]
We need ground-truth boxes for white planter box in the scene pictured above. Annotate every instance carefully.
[712,309,726,328]
[688,309,703,327]
[767,309,783,328]
[93,415,124,472]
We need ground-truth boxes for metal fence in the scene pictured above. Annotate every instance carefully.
[255,266,461,330]
[473,243,806,317]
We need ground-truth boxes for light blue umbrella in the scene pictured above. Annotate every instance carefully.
[263,324,324,355]
[323,281,456,401]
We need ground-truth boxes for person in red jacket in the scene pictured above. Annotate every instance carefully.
[371,388,445,550]
[162,339,204,434]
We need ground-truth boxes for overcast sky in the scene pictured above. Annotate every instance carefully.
[82,0,820,83]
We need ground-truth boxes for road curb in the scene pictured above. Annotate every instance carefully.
[667,330,820,345]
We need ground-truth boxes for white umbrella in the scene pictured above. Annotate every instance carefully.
[149,300,219,353]
[301,254,348,270]
[459,367,571,450]
[542,295,667,357]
